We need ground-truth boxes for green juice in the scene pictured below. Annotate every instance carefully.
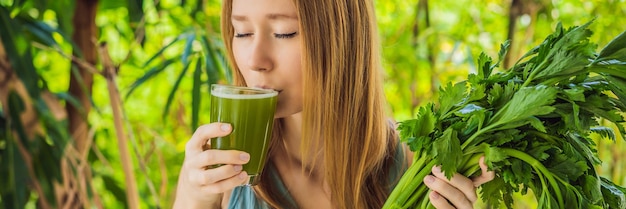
[209,85,277,184]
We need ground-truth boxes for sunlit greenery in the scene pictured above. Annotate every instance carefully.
[1,0,624,208]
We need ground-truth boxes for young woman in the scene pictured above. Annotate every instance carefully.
[173,0,494,208]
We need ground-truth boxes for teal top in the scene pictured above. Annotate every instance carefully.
[227,143,407,209]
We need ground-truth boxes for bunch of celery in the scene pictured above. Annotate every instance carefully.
[383,21,626,209]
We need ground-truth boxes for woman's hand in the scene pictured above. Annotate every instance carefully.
[173,123,250,209]
[424,156,495,209]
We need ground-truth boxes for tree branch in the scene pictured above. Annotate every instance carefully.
[100,42,141,209]
[68,0,99,157]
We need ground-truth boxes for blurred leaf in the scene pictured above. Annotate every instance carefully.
[7,92,29,147]
[126,59,176,99]
[32,135,60,206]
[192,0,203,15]
[0,6,40,98]
[23,20,59,47]
[127,0,144,46]
[101,175,128,204]
[142,32,190,68]
[213,38,232,83]
[192,57,202,131]
[55,92,85,116]
[20,15,83,57]
[127,0,143,23]
[0,111,6,162]
[33,97,68,158]
[3,92,30,209]
[200,35,223,85]
[181,33,195,64]
[1,140,30,209]
[0,112,9,197]
[160,31,197,121]
[12,0,25,8]
[163,59,192,119]
[49,0,75,37]
[99,0,126,11]
[32,0,45,12]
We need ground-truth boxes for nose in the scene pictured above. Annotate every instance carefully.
[246,37,273,72]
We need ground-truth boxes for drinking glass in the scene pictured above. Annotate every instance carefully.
[209,84,278,186]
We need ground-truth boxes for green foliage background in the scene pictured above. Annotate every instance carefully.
[0,0,624,208]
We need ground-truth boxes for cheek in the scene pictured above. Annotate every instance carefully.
[277,39,301,73]
[231,43,251,82]
[233,40,253,66]
[232,42,242,65]
[233,44,244,67]
[286,50,302,82]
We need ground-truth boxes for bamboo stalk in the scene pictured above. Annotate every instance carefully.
[100,43,140,209]
[76,127,98,209]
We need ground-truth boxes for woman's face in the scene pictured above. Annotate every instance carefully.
[231,0,303,118]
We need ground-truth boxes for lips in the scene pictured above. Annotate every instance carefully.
[254,85,282,93]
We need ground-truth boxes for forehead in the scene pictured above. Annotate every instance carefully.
[231,0,297,19]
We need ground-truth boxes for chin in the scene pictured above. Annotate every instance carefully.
[273,107,302,119]
[273,110,289,119]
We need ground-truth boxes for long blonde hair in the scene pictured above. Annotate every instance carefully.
[221,0,397,208]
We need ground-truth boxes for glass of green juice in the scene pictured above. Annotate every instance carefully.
[209,84,278,186]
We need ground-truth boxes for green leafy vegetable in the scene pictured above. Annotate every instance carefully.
[384,21,626,209]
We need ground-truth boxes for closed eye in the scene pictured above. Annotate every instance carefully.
[274,32,298,39]
[235,33,252,38]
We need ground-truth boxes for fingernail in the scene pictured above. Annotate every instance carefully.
[433,166,441,173]
[233,165,242,172]
[220,124,231,132]
[424,175,435,184]
[239,172,247,179]
[240,153,250,161]
[431,191,440,199]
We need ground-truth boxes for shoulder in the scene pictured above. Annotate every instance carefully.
[222,186,272,209]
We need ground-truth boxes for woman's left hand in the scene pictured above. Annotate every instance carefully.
[424,156,495,209]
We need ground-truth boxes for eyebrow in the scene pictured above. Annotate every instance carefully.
[231,13,298,21]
